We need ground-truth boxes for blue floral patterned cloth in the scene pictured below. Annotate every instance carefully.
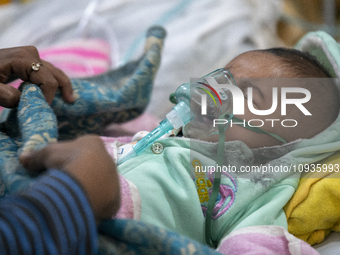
[0,26,165,195]
[0,26,220,254]
[98,219,221,255]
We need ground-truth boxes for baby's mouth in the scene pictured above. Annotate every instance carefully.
[182,123,209,139]
[182,124,191,138]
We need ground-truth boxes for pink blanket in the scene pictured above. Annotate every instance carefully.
[217,225,320,255]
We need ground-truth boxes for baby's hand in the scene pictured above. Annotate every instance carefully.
[0,46,74,107]
[20,135,120,222]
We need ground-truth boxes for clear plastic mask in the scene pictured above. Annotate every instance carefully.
[173,68,287,144]
[175,68,236,140]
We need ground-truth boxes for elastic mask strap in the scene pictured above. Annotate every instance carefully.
[204,115,225,247]
[204,113,286,247]
[230,115,287,144]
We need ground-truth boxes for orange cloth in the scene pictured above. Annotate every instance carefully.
[0,0,32,4]
[0,0,11,4]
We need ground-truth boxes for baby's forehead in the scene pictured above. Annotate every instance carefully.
[225,51,287,79]
[227,50,278,65]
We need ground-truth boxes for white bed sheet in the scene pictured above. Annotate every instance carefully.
[314,231,340,255]
[0,0,283,118]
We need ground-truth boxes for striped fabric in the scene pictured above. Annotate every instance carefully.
[0,169,97,255]
[39,38,112,78]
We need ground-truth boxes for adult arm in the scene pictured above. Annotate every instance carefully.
[0,135,120,254]
[0,169,97,255]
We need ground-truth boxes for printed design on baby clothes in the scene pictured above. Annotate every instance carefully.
[201,170,237,220]
[193,159,237,220]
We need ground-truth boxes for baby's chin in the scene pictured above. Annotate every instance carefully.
[184,123,208,138]
[182,125,191,138]
[182,124,218,142]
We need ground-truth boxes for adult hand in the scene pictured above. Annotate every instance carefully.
[0,46,74,107]
[19,135,120,221]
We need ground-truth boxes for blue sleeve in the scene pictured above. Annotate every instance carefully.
[0,169,97,255]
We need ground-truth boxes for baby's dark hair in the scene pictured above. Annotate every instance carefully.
[261,47,340,139]
[262,47,332,78]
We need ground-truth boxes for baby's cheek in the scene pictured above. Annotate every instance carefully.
[225,124,250,143]
[199,125,248,143]
[225,124,282,149]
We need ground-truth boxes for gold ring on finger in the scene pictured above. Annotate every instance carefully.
[31,62,43,72]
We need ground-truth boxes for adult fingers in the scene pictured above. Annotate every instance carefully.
[19,141,73,173]
[0,83,21,108]
[29,64,60,105]
[19,135,121,220]
[3,46,74,104]
[41,60,74,103]
[6,46,45,82]
[19,135,109,174]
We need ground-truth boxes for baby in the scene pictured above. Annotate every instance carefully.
[183,48,339,148]
[6,26,337,253]
[10,43,339,253]
[114,47,340,248]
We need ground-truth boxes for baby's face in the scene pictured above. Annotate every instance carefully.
[184,51,309,148]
